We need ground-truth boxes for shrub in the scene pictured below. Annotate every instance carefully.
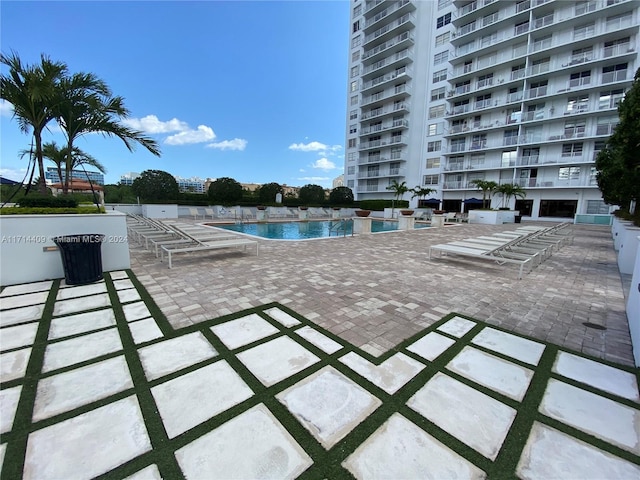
[359,199,409,211]
[18,196,78,208]
[0,206,105,215]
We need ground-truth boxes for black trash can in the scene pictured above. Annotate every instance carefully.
[514,215,523,224]
[53,234,105,285]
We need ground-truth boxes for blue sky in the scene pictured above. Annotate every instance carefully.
[0,0,350,188]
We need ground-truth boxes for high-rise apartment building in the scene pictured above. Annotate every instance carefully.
[45,167,105,185]
[344,0,639,220]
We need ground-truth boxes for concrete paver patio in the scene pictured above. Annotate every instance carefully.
[1,221,639,478]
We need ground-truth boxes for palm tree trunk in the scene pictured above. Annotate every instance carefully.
[34,132,48,195]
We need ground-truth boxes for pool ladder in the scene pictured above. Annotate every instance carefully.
[329,218,353,237]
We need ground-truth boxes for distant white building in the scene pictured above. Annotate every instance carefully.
[119,172,140,186]
[46,167,104,185]
[333,174,345,189]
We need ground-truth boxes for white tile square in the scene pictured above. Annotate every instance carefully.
[53,293,112,317]
[446,346,534,401]
[406,331,456,362]
[125,464,162,480]
[472,327,545,366]
[553,351,640,401]
[1,322,39,351]
[175,403,312,479]
[294,326,343,354]
[264,307,301,327]
[48,309,116,340]
[408,372,517,460]
[437,316,476,338]
[0,385,22,434]
[539,379,640,454]
[109,271,129,280]
[24,396,151,480]
[277,366,381,449]
[129,318,163,345]
[138,332,217,381]
[122,302,152,323]
[113,279,135,291]
[343,413,485,480]
[517,422,640,480]
[0,304,44,327]
[42,328,123,373]
[117,288,141,304]
[211,313,279,350]
[237,336,320,387]
[339,352,425,394]
[0,347,31,382]
[33,356,133,421]
[56,283,107,300]
[0,291,49,311]
[1,281,52,297]
[152,360,253,438]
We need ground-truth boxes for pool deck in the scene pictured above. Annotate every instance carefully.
[131,219,634,365]
[1,219,638,479]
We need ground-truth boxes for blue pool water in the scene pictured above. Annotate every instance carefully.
[216,220,428,240]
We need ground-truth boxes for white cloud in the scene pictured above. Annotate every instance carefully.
[297,176,330,182]
[0,100,14,117]
[206,138,248,151]
[165,125,216,145]
[0,167,28,182]
[123,115,189,134]
[311,158,338,171]
[289,141,341,154]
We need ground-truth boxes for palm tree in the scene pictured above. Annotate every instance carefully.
[411,186,437,207]
[469,179,499,209]
[41,142,106,193]
[54,72,161,193]
[496,183,527,209]
[386,180,409,215]
[0,52,67,194]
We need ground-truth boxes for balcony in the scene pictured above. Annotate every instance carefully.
[362,49,412,76]
[362,31,414,62]
[362,66,411,92]
[361,83,411,107]
[363,13,415,46]
[603,42,634,59]
[525,86,548,99]
[361,102,409,120]
[364,0,413,31]
[358,135,408,151]
[357,167,406,179]
[602,70,628,84]
[360,119,409,136]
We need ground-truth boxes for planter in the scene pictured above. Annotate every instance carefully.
[256,206,267,210]
[355,210,371,217]
[433,210,445,215]
[299,206,309,210]
[400,210,414,216]
[468,210,518,225]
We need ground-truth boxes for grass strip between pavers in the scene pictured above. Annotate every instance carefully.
[1,270,639,479]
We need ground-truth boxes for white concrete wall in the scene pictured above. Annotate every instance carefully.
[106,204,143,215]
[141,204,178,219]
[0,211,130,286]
[468,210,516,224]
[618,225,640,275]
[628,236,640,367]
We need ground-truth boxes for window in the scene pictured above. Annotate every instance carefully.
[573,23,594,41]
[522,147,540,165]
[347,179,354,188]
[347,152,357,162]
[435,32,450,47]
[427,141,441,152]
[350,109,358,120]
[350,81,358,92]
[353,20,360,33]
[561,143,583,157]
[558,166,581,180]
[604,37,631,58]
[513,42,528,57]
[530,57,550,75]
[428,123,443,136]
[569,70,591,87]
[477,73,493,89]
[433,69,447,82]
[596,115,618,135]
[429,105,445,119]
[475,94,492,109]
[351,51,360,62]
[575,1,597,16]
[470,153,485,167]
[347,166,355,175]
[529,80,547,98]
[606,11,633,30]
[516,0,530,13]
[564,120,586,137]
[567,95,589,113]
[350,66,359,78]
[598,89,624,109]
[525,103,545,121]
[504,129,519,146]
[511,64,526,80]
[423,174,439,185]
[349,124,357,134]
[455,80,471,94]
[426,157,440,169]
[437,13,451,28]
[431,87,446,101]
[351,35,361,48]
[502,150,517,166]
[602,63,628,83]
[353,3,362,17]
[515,20,530,35]
[532,35,552,51]
[471,134,487,149]
[348,138,357,148]
[534,12,554,29]
[434,51,449,65]
[539,200,578,218]
[481,32,498,47]
[453,99,470,115]
[438,0,451,9]
[586,200,609,215]
[350,95,358,106]
[483,11,499,26]
[451,138,466,153]
[571,47,593,65]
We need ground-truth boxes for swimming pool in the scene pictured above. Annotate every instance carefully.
[215,220,428,240]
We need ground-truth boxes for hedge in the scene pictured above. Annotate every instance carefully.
[359,199,409,211]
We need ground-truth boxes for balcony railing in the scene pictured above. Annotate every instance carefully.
[364,0,412,29]
[360,119,409,135]
[361,102,408,120]
[364,13,414,45]
[362,31,413,61]
[362,49,411,76]
[362,66,410,90]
